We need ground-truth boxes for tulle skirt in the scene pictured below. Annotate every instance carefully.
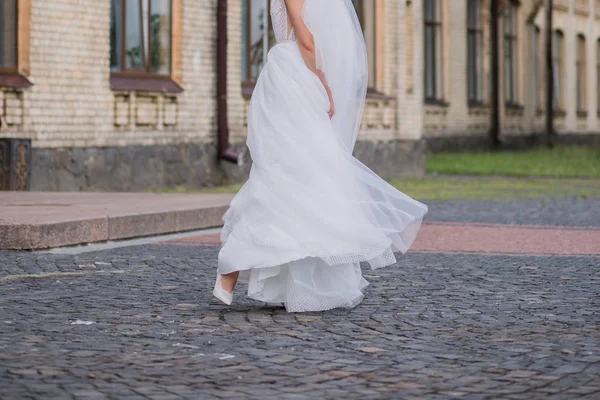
[218,42,428,312]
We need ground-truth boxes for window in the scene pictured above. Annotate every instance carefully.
[424,0,444,102]
[0,0,17,71]
[576,34,586,114]
[467,0,484,104]
[503,1,519,105]
[241,0,275,84]
[0,0,32,88]
[532,26,542,112]
[597,39,600,114]
[242,0,378,89]
[110,0,172,76]
[552,30,564,110]
[353,0,377,88]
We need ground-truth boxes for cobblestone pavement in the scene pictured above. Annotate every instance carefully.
[1,198,599,399]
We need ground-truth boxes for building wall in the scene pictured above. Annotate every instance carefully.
[0,0,425,191]
[3,0,219,148]
[418,0,600,148]
[228,0,424,179]
[2,1,595,191]
[0,0,242,191]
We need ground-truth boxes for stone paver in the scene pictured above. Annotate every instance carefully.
[161,221,600,258]
[0,192,232,250]
[0,197,598,399]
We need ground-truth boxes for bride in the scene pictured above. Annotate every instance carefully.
[213,0,428,312]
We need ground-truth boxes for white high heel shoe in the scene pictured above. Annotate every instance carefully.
[213,274,233,305]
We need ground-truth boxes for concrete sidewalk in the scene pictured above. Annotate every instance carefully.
[0,192,234,250]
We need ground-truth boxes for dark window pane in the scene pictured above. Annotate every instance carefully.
[533,27,540,109]
[241,0,249,81]
[552,31,563,107]
[468,33,476,99]
[504,49,511,101]
[597,40,600,111]
[424,0,435,22]
[110,0,123,71]
[0,0,18,69]
[576,36,585,110]
[425,25,435,98]
[467,0,476,28]
[125,0,144,69]
[150,0,171,74]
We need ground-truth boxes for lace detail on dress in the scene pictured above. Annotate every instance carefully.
[270,0,295,42]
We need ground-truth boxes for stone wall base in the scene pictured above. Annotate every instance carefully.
[425,133,600,153]
[353,139,427,180]
[30,139,426,191]
[31,143,250,192]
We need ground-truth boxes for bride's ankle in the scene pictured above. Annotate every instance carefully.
[220,272,239,293]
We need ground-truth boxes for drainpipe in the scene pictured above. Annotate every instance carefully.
[217,0,239,163]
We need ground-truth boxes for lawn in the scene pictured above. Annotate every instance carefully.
[196,176,600,201]
[388,176,600,201]
[168,146,600,201]
[426,145,600,178]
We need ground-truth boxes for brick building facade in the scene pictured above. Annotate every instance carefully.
[420,0,600,150]
[0,0,598,191]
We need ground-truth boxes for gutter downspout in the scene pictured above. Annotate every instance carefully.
[217,0,239,164]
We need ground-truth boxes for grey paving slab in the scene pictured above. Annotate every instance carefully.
[0,247,598,399]
[0,197,598,399]
[424,197,600,227]
[0,192,232,250]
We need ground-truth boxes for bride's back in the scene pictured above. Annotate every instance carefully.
[270,0,296,42]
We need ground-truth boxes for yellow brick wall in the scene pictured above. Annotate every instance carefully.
[420,0,600,139]
[1,0,219,149]
[2,0,598,151]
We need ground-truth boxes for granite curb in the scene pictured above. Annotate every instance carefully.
[0,192,233,250]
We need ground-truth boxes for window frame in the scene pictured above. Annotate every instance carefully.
[503,0,519,107]
[353,0,378,90]
[552,29,565,112]
[424,0,445,104]
[109,0,182,93]
[597,38,600,116]
[575,34,587,115]
[532,25,542,113]
[0,0,32,89]
[241,0,274,87]
[242,0,384,97]
[467,0,484,106]
[0,0,18,74]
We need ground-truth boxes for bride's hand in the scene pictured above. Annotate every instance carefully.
[326,87,335,119]
[328,98,335,119]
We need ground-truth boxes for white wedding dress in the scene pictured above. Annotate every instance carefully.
[218,0,428,312]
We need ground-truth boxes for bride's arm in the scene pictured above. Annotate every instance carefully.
[284,0,335,118]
